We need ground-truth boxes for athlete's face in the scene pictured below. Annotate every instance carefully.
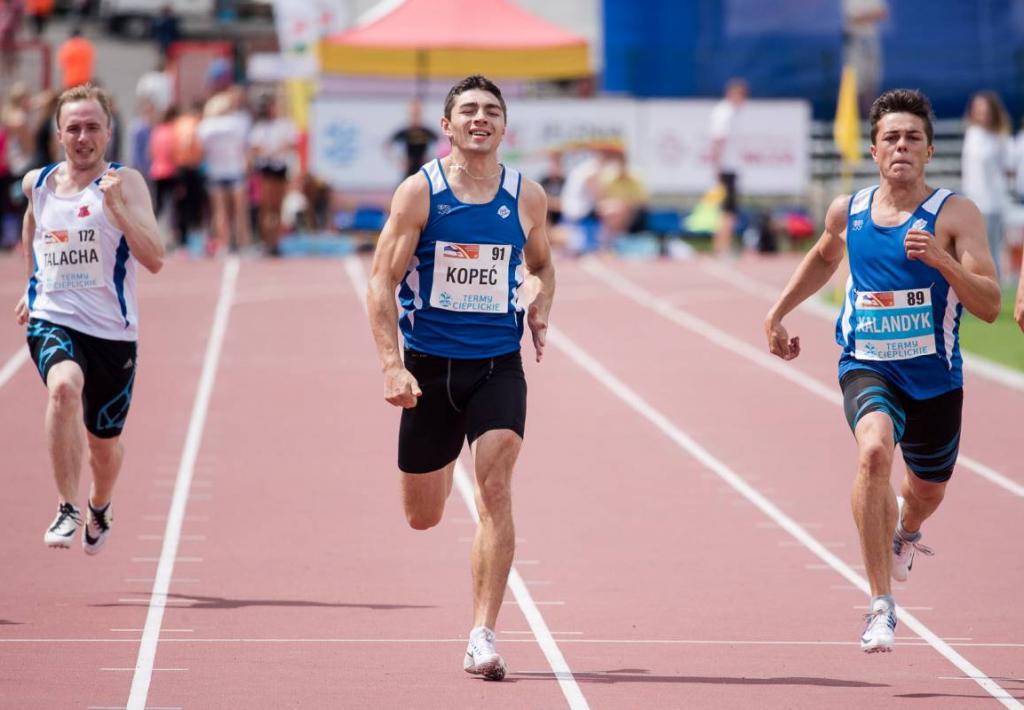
[58,99,112,171]
[870,112,933,183]
[442,89,506,155]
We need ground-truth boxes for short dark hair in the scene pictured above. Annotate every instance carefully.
[443,75,506,120]
[869,89,934,145]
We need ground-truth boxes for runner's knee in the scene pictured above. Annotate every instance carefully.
[858,440,892,476]
[47,373,83,411]
[406,506,444,531]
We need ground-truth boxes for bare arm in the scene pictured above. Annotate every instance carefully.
[14,171,40,325]
[519,179,555,363]
[911,195,1000,322]
[101,167,165,274]
[764,194,850,359]
[1016,248,1024,333]
[366,175,429,407]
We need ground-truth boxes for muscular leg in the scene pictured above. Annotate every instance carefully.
[401,461,455,530]
[87,432,124,509]
[45,361,86,503]
[469,429,521,630]
[898,469,947,535]
[851,411,898,597]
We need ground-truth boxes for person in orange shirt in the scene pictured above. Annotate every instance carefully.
[26,0,54,37]
[173,100,206,248]
[57,28,94,89]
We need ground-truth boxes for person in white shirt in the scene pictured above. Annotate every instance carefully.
[708,78,748,256]
[961,90,1013,284]
[197,86,252,254]
[842,0,889,115]
[248,95,297,256]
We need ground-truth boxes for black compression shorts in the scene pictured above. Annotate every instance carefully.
[398,348,527,474]
[26,318,138,439]
[840,369,962,483]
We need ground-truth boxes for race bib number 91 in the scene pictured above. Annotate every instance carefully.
[430,241,510,313]
[853,287,936,361]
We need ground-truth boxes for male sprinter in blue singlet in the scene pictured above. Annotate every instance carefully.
[764,89,1000,653]
[14,84,164,553]
[366,75,555,680]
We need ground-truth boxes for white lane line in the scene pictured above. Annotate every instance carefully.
[1,636,1020,648]
[126,256,238,710]
[701,258,1024,393]
[343,255,590,710]
[123,579,198,584]
[585,259,1024,498]
[131,557,203,563]
[111,629,193,633]
[104,668,187,672]
[0,348,29,389]
[89,707,182,710]
[546,321,1022,710]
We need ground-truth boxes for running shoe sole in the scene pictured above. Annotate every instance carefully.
[464,654,507,681]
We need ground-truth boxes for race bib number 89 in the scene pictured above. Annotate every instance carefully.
[853,287,936,361]
[430,241,510,313]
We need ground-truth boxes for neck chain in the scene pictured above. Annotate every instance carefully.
[448,161,502,181]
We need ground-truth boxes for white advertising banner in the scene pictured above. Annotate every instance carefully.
[310,97,810,195]
[638,99,810,194]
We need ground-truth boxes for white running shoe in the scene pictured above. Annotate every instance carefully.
[892,496,933,582]
[44,502,82,548]
[860,598,897,653]
[83,501,113,556]
[463,626,507,681]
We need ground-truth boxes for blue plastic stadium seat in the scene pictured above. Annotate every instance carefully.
[351,207,386,232]
[644,208,682,235]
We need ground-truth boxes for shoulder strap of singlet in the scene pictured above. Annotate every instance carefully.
[421,159,446,195]
[35,162,60,189]
[920,188,954,216]
[93,162,123,185]
[848,185,875,216]
[501,166,521,199]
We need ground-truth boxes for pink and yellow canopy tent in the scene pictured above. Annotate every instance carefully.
[317,0,590,80]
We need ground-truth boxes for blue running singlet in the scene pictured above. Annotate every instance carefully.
[398,159,527,359]
[835,186,963,400]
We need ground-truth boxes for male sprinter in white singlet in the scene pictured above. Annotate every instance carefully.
[367,75,555,680]
[764,89,1000,653]
[14,84,164,554]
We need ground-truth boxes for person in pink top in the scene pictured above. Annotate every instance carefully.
[147,106,179,244]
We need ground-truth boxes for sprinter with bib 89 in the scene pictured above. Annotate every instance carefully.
[366,75,555,680]
[764,89,999,653]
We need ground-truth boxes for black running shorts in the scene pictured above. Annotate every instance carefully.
[840,369,963,483]
[26,318,138,439]
[398,348,527,474]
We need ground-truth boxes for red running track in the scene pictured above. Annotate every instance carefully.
[0,250,1020,709]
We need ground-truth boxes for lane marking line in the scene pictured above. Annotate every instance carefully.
[126,257,239,710]
[344,255,590,710]
[584,259,1024,499]
[0,348,29,390]
[4,637,1022,648]
[701,258,1024,393]
[546,319,1021,710]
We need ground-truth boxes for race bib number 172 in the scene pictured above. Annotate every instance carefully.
[430,241,510,313]
[41,227,104,292]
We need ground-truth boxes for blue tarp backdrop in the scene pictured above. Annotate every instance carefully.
[603,0,1024,121]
